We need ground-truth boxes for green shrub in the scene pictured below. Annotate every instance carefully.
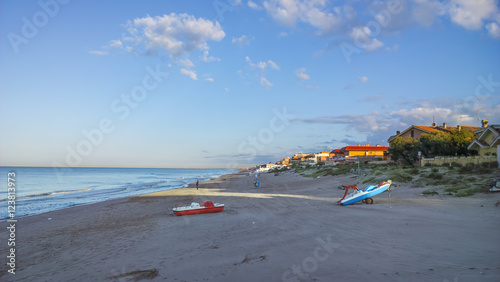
[390,170,413,183]
[455,188,476,197]
[410,168,419,174]
[444,185,462,193]
[428,172,443,180]
[422,190,438,195]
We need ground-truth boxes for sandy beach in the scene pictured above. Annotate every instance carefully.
[2,170,500,281]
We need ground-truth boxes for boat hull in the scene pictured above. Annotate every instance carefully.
[174,206,224,216]
[339,182,391,206]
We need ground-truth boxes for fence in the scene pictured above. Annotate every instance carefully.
[420,155,498,167]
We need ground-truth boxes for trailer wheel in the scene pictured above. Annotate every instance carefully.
[366,198,373,204]
[362,199,367,204]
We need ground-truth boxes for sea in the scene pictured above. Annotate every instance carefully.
[0,167,237,220]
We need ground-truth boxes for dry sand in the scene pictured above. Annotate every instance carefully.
[1,170,500,281]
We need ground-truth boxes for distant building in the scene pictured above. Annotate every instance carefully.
[467,122,500,156]
[329,149,342,159]
[312,152,328,162]
[333,144,388,159]
[276,157,290,166]
[304,154,316,163]
[290,153,308,164]
[388,122,481,146]
[257,163,277,172]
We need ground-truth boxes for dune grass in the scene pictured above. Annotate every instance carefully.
[286,161,497,197]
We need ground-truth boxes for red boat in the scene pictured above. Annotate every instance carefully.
[173,201,224,216]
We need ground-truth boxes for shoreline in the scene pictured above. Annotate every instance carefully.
[0,168,242,222]
[2,170,500,281]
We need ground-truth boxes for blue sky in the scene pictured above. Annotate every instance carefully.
[1,0,499,168]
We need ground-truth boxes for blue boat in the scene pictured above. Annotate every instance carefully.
[337,180,392,205]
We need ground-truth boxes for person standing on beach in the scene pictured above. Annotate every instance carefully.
[196,180,199,190]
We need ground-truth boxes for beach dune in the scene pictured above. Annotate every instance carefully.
[2,170,500,281]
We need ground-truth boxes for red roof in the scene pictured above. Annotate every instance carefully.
[413,125,442,133]
[413,125,481,133]
[343,146,388,151]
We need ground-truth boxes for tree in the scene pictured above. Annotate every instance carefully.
[419,132,453,157]
[389,129,478,165]
[450,129,476,156]
[388,137,419,166]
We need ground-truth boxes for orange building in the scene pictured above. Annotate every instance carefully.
[334,145,388,158]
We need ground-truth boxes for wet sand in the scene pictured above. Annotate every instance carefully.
[2,170,500,281]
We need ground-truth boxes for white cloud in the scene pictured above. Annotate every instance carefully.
[406,0,500,40]
[260,77,273,88]
[365,39,384,51]
[232,35,254,46]
[205,77,214,82]
[200,50,220,62]
[180,68,198,80]
[343,5,356,21]
[412,0,445,26]
[277,31,288,38]
[225,87,230,92]
[126,13,225,58]
[124,46,137,54]
[245,56,280,70]
[245,56,280,88]
[257,61,267,69]
[109,40,123,48]
[89,39,124,55]
[248,1,262,10]
[179,58,194,68]
[262,0,342,33]
[266,60,280,70]
[385,44,400,52]
[89,50,108,55]
[292,92,498,144]
[359,76,368,83]
[350,27,384,51]
[294,111,395,132]
[449,0,499,30]
[486,22,500,39]
[295,68,310,80]
[389,107,475,126]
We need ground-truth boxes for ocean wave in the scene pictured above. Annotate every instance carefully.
[86,186,130,197]
[1,188,93,202]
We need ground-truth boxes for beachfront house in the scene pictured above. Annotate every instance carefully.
[290,153,308,164]
[329,149,342,159]
[257,163,277,172]
[315,152,330,162]
[330,145,388,162]
[304,154,315,163]
[467,122,500,156]
[342,145,388,158]
[388,123,481,145]
[276,157,290,166]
